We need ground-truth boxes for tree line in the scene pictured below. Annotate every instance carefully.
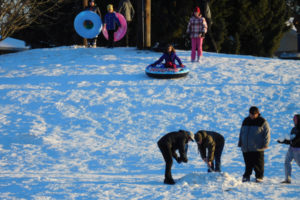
[2,0,296,57]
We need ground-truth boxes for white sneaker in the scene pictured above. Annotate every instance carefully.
[256,178,263,183]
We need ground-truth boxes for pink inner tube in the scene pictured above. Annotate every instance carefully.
[102,13,127,42]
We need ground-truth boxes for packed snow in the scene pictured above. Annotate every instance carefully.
[0,46,299,199]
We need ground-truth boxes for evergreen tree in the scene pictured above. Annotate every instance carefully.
[209,0,232,52]
[226,0,290,57]
[151,0,194,47]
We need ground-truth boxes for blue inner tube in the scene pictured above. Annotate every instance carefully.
[145,64,189,79]
[74,11,102,39]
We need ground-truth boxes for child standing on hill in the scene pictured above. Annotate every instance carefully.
[84,0,102,48]
[277,114,300,184]
[186,7,207,62]
[104,4,121,48]
[151,44,184,69]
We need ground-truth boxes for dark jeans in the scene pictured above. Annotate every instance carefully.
[158,142,173,180]
[242,151,264,179]
[108,29,115,48]
[211,140,224,172]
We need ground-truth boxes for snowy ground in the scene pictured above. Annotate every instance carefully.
[0,46,299,199]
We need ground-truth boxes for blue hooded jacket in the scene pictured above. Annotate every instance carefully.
[104,12,121,30]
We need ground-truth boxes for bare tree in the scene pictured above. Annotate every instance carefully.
[0,0,63,41]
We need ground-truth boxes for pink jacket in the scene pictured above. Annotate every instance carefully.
[186,16,207,38]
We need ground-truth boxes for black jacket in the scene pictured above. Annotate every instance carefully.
[280,127,300,148]
[157,130,190,162]
[84,6,102,19]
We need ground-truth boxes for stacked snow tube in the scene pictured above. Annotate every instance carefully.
[279,52,300,60]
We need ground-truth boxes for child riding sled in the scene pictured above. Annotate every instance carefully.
[151,44,184,70]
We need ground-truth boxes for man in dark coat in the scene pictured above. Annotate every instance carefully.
[84,0,102,48]
[157,130,195,185]
[238,106,270,183]
[195,130,225,172]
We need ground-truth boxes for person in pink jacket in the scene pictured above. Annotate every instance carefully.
[186,7,208,62]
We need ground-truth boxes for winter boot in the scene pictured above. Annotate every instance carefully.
[242,176,250,182]
[164,177,175,185]
[281,180,291,184]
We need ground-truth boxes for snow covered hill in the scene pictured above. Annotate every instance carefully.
[0,46,299,199]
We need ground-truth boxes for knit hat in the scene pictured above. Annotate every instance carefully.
[195,132,202,143]
[107,4,113,11]
[187,131,195,142]
[194,6,201,14]
[249,106,259,115]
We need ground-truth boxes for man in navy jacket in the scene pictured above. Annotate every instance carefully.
[238,106,270,183]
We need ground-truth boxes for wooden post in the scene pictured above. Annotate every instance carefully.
[145,0,151,48]
[83,0,88,47]
[137,0,145,49]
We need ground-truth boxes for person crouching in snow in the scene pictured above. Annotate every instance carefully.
[186,6,207,62]
[157,130,194,185]
[104,4,121,48]
[194,130,225,172]
[151,44,184,70]
[277,114,300,184]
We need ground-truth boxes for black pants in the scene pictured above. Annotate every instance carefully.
[211,140,224,172]
[242,151,264,179]
[108,30,115,48]
[158,142,173,180]
[87,36,97,47]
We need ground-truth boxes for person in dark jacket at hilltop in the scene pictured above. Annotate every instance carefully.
[118,0,135,46]
[151,44,184,70]
[195,130,225,172]
[277,114,300,184]
[84,0,102,48]
[238,106,270,183]
[157,130,195,185]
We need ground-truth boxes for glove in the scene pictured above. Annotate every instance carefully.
[180,64,184,67]
[277,139,289,144]
[175,157,182,164]
[277,140,284,144]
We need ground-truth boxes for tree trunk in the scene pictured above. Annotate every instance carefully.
[137,0,144,49]
[83,0,88,46]
[145,0,151,48]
